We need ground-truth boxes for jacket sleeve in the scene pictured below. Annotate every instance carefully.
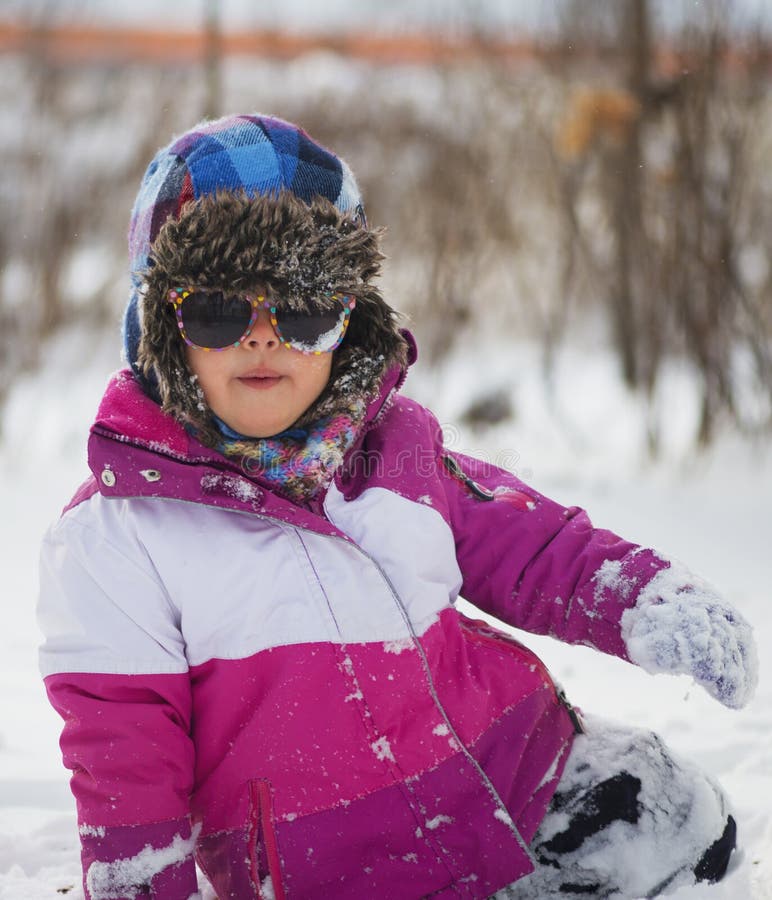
[38,507,198,900]
[438,444,669,661]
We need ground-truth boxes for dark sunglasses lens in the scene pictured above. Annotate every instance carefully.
[275,306,346,352]
[181,290,252,348]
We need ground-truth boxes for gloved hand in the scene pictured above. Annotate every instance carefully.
[620,557,758,709]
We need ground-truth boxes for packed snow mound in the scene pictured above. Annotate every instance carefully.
[497,714,731,899]
[621,557,759,710]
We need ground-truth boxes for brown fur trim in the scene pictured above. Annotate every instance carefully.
[136,190,407,442]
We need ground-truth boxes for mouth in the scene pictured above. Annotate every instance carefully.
[238,368,284,390]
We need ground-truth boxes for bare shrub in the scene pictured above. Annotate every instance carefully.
[548,0,772,448]
[0,29,205,430]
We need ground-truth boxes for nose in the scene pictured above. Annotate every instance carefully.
[243,308,280,349]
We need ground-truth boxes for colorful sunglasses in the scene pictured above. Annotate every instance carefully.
[167,288,355,354]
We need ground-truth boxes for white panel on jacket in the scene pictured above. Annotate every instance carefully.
[323,483,462,635]
[39,488,459,677]
[38,495,189,677]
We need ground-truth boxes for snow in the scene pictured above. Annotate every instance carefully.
[382,637,414,654]
[86,827,199,899]
[371,736,396,764]
[498,714,732,898]
[289,305,349,354]
[493,809,515,828]
[199,471,261,503]
[425,815,454,831]
[534,742,569,795]
[593,558,637,604]
[0,323,770,898]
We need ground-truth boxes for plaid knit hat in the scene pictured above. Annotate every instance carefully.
[123,113,366,384]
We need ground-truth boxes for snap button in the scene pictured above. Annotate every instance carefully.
[101,469,116,487]
[140,469,162,482]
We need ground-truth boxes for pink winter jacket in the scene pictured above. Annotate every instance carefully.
[38,355,667,899]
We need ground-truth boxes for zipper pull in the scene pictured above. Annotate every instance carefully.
[441,453,496,501]
[557,686,585,734]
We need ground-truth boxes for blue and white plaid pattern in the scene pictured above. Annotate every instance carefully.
[128,114,362,279]
[123,114,364,383]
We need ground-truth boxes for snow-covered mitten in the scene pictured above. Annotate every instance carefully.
[620,558,758,709]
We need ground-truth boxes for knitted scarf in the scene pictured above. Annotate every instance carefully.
[215,398,368,504]
[203,346,395,503]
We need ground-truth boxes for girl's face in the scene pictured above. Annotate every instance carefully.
[185,307,333,438]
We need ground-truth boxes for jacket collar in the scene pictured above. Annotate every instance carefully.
[85,331,416,523]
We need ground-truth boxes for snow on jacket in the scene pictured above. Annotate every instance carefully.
[38,352,669,900]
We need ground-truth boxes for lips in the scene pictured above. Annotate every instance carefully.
[238,367,284,390]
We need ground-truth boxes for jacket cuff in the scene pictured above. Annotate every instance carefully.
[80,816,199,900]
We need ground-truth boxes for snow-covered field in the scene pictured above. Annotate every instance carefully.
[0,321,770,899]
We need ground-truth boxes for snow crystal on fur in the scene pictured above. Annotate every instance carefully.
[620,556,758,709]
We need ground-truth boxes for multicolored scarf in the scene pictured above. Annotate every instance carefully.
[215,398,369,504]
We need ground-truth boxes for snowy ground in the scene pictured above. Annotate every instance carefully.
[0,322,769,899]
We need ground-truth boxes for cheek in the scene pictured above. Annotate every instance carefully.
[184,347,202,384]
[184,347,224,394]
[313,355,334,391]
[285,353,333,391]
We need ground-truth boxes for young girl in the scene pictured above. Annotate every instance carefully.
[38,114,757,900]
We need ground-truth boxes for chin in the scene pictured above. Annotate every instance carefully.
[241,422,294,439]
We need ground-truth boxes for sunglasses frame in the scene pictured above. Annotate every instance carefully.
[167,288,356,354]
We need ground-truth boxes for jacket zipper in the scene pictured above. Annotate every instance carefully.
[349,536,539,866]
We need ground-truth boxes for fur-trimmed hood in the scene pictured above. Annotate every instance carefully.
[131,190,408,445]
